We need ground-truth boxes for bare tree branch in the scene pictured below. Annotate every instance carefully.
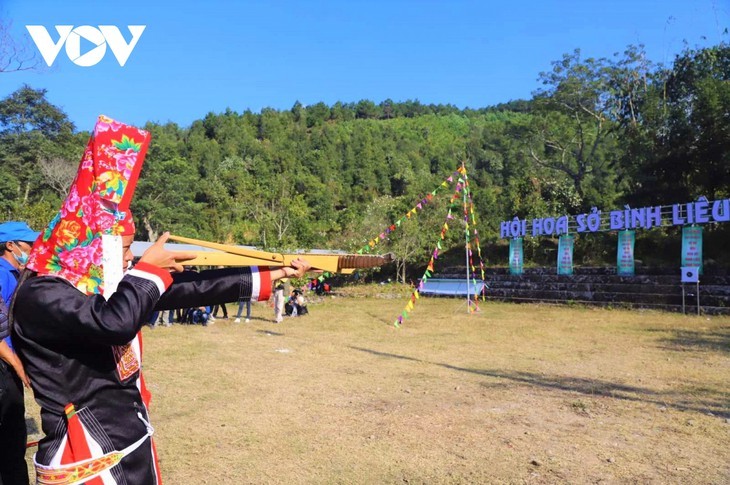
[38,158,77,196]
[0,20,42,74]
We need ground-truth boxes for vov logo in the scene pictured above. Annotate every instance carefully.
[26,25,146,67]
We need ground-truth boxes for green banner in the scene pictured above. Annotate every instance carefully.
[617,230,635,276]
[681,226,703,274]
[557,234,574,275]
[509,238,523,275]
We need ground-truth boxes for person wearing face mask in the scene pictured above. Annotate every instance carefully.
[0,221,39,485]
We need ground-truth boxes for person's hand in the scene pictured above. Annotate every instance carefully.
[6,352,30,388]
[138,232,197,272]
[0,342,30,388]
[13,360,31,388]
[282,258,312,278]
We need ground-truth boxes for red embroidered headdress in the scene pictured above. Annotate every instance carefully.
[27,115,151,295]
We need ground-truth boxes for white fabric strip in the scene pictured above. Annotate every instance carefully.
[250,267,261,301]
[102,235,124,299]
[47,434,69,467]
[80,424,117,484]
[129,335,143,396]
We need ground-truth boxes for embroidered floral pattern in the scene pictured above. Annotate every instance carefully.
[112,343,140,381]
[27,116,151,295]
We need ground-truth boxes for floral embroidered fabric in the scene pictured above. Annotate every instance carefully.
[27,115,151,295]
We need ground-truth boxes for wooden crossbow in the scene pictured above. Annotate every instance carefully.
[168,235,393,274]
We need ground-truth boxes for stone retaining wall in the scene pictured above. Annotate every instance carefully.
[437,267,730,315]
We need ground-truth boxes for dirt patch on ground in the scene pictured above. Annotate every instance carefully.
[25,298,730,483]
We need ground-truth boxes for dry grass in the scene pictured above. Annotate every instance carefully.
[25,297,730,484]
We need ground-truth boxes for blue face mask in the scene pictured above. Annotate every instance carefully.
[12,243,29,266]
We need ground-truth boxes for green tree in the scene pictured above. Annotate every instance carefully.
[529,49,628,210]
[0,85,77,217]
[629,43,730,202]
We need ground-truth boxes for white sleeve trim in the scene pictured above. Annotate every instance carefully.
[250,267,261,301]
[127,268,166,295]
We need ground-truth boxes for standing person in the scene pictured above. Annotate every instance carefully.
[233,298,251,323]
[11,116,311,485]
[0,221,38,485]
[212,303,228,320]
[157,308,174,327]
[212,266,230,321]
[273,282,285,323]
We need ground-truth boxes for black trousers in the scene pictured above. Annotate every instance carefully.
[212,303,228,318]
[0,361,28,485]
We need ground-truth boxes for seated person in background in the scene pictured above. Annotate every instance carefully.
[311,278,324,295]
[285,289,308,316]
[188,306,211,326]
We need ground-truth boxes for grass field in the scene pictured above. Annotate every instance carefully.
[24,296,730,484]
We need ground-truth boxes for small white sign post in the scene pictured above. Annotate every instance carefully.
[680,266,700,315]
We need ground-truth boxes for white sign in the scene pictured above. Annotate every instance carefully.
[681,266,699,284]
[26,25,146,67]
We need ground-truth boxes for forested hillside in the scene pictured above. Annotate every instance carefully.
[1,43,728,274]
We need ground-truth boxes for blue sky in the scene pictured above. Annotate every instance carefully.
[1,0,727,130]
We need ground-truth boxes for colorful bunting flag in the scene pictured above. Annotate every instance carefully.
[345,164,488,326]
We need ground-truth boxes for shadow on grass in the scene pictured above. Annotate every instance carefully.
[256,329,285,336]
[652,327,730,354]
[25,416,39,435]
[365,310,394,326]
[349,346,730,418]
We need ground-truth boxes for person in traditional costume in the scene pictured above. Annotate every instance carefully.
[11,116,309,485]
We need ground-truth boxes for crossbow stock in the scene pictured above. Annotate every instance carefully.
[168,235,393,274]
